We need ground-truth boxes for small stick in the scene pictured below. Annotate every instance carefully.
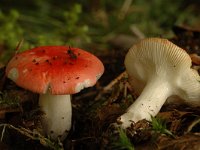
[0,124,6,141]
[95,71,128,101]
[15,38,24,54]
[130,25,145,39]
[103,71,127,91]
[190,53,200,65]
[186,117,200,133]
[118,0,133,20]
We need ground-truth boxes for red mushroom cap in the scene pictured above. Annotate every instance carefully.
[6,46,104,94]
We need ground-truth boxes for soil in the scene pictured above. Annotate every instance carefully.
[1,25,200,150]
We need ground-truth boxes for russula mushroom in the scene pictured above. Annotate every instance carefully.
[118,38,200,128]
[6,46,104,140]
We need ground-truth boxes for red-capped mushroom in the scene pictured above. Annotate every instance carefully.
[6,46,104,140]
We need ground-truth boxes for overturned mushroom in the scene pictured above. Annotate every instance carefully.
[118,38,200,128]
[6,46,104,140]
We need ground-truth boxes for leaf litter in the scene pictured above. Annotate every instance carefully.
[0,25,200,149]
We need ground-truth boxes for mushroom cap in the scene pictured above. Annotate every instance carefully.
[125,38,200,101]
[6,46,104,94]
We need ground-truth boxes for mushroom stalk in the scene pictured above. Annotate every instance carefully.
[119,77,171,128]
[39,92,71,140]
[118,38,200,129]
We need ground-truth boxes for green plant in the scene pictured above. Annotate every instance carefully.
[112,128,135,150]
[151,116,174,137]
[0,91,20,107]
[0,124,64,150]
[0,9,25,62]
[0,10,23,48]
[0,3,90,63]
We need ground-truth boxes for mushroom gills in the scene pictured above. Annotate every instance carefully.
[119,38,200,128]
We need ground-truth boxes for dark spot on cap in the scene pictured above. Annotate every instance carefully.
[67,47,77,59]
[63,60,68,65]
[76,77,79,79]
[52,56,58,60]
[45,59,52,65]
[32,59,36,63]
[65,130,69,133]
[40,49,45,53]
[35,62,39,65]
[50,130,54,134]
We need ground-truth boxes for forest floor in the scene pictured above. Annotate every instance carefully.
[0,25,200,150]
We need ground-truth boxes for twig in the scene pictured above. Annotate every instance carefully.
[186,117,200,133]
[0,124,6,141]
[190,53,200,65]
[118,0,133,20]
[130,25,145,39]
[15,38,24,54]
[95,71,128,101]
[0,124,64,150]
[103,71,128,91]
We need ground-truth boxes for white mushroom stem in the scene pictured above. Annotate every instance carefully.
[39,92,71,140]
[119,77,171,128]
[118,38,200,129]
